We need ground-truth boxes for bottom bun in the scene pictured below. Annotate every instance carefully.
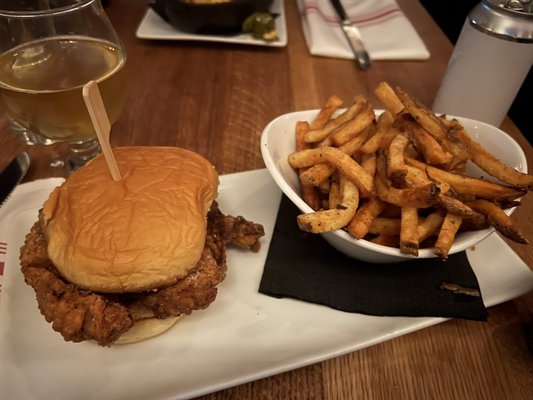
[115,316,183,345]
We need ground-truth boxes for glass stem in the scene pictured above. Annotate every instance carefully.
[68,137,101,170]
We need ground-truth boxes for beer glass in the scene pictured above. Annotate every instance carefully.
[0,0,129,170]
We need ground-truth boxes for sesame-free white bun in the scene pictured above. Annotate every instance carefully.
[42,146,219,293]
[115,315,183,345]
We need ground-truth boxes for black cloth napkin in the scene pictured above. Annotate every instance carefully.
[149,1,169,22]
[259,196,488,321]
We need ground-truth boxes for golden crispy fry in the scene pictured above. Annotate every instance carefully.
[437,194,485,223]
[331,106,375,146]
[299,126,373,187]
[304,95,368,143]
[386,133,409,185]
[405,165,431,187]
[317,134,334,148]
[374,81,404,115]
[375,175,438,208]
[380,203,402,218]
[375,156,438,208]
[404,142,419,159]
[347,198,385,239]
[338,122,374,155]
[396,86,447,141]
[310,95,344,130]
[417,211,444,242]
[360,110,394,154]
[295,121,311,151]
[379,127,402,152]
[361,153,377,178]
[288,147,375,198]
[408,122,454,167]
[434,213,463,259]
[400,207,419,256]
[370,234,399,248]
[297,175,359,233]
[368,217,401,235]
[300,163,335,187]
[405,157,526,200]
[295,121,322,210]
[451,123,533,190]
[318,179,330,193]
[395,87,470,169]
[329,181,341,210]
[467,199,529,244]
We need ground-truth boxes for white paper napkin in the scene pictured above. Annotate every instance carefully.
[298,0,430,61]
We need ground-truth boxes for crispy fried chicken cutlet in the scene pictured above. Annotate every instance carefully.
[19,147,264,346]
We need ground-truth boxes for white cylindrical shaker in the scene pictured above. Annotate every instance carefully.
[432,0,533,127]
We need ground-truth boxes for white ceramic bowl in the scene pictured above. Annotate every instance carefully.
[260,110,528,263]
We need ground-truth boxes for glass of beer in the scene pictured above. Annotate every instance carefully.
[0,0,129,170]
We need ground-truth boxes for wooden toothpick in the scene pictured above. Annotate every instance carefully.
[82,80,122,181]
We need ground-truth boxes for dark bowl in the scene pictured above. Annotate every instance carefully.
[157,0,274,35]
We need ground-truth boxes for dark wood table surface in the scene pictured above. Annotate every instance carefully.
[1,1,532,399]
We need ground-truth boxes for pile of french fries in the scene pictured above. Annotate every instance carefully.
[288,82,532,259]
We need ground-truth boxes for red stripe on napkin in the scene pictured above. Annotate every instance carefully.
[301,1,403,27]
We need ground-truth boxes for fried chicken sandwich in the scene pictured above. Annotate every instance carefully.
[20,147,264,346]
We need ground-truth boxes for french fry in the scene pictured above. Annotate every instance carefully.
[329,181,341,210]
[400,207,419,256]
[318,179,330,193]
[310,95,344,130]
[396,87,470,168]
[331,106,375,146]
[360,110,394,154]
[288,147,375,198]
[437,194,485,222]
[380,203,402,218]
[370,234,399,248]
[439,138,471,171]
[297,175,359,233]
[405,157,526,200]
[467,199,529,244]
[375,156,438,208]
[396,86,448,141]
[347,198,385,239]
[368,217,401,235]
[451,123,533,190]
[408,121,454,167]
[300,163,335,187]
[434,213,463,259]
[361,153,377,178]
[417,210,444,242]
[299,126,373,187]
[380,126,402,151]
[386,133,409,185]
[295,121,322,210]
[375,174,438,208]
[374,81,404,115]
[304,95,368,143]
[338,122,374,155]
[405,165,431,187]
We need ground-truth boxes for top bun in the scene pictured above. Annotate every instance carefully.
[43,147,218,293]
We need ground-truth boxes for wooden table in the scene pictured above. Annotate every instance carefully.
[1,1,532,399]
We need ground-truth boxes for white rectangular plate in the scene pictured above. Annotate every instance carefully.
[135,0,287,47]
[0,169,532,400]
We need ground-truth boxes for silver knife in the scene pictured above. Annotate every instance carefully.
[0,152,30,207]
[330,0,371,70]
